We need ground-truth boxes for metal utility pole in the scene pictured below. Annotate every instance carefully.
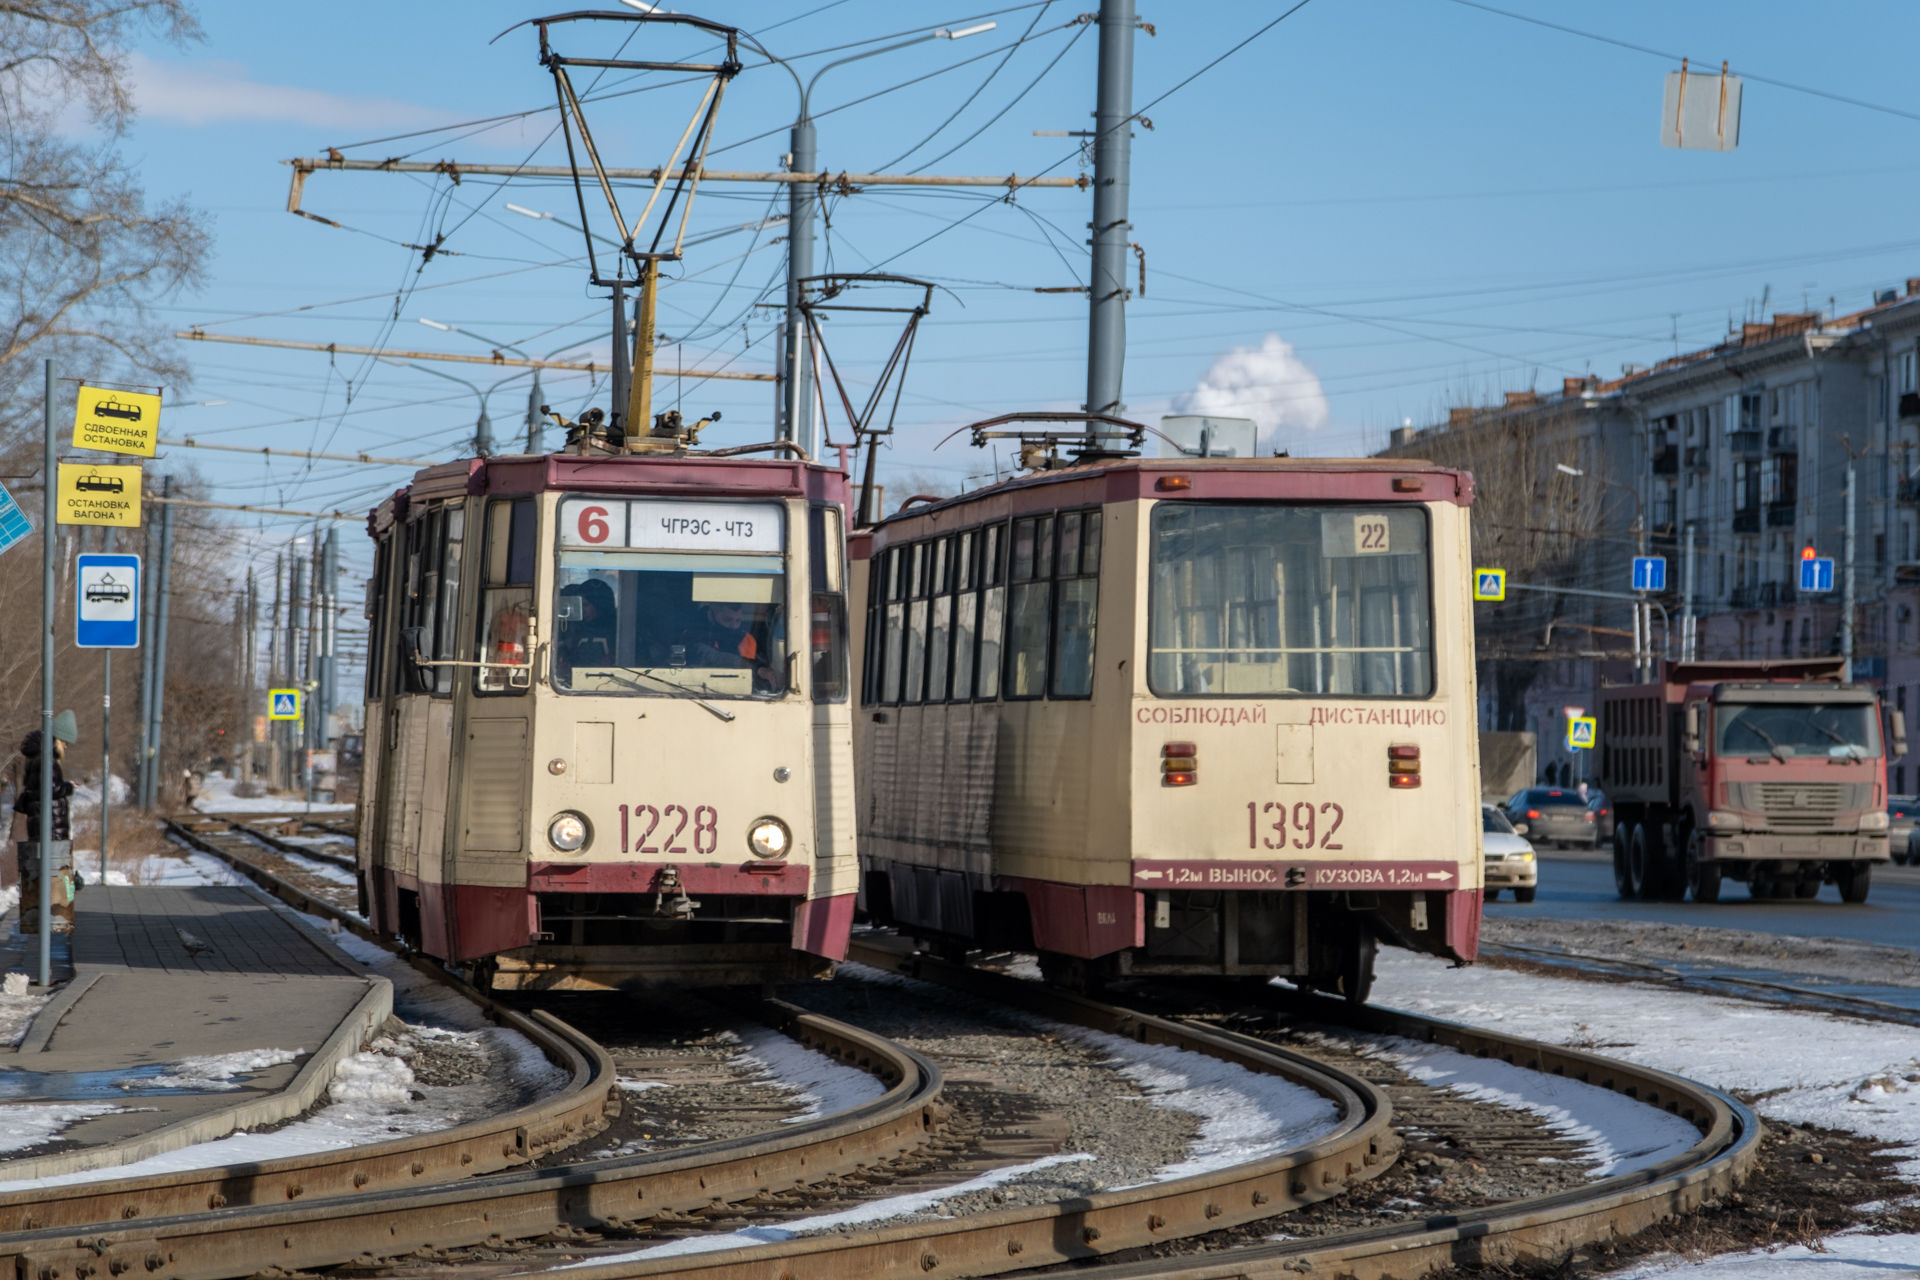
[526,370,544,454]
[268,554,283,789]
[1681,522,1698,662]
[101,527,115,866]
[144,488,176,812]
[609,284,631,447]
[239,569,256,789]
[135,482,161,812]
[1086,0,1136,422]
[1843,461,1857,664]
[37,360,56,986]
[290,550,307,798]
[782,123,815,446]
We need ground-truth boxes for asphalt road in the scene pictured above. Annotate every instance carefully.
[1484,852,1920,951]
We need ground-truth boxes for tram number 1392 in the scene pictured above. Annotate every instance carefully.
[1248,801,1345,850]
[619,803,719,855]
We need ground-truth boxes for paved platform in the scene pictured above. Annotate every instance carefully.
[0,884,391,1174]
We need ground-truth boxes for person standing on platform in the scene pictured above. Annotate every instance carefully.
[14,711,79,933]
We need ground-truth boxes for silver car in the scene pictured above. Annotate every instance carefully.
[1483,805,1537,902]
[1503,787,1598,848]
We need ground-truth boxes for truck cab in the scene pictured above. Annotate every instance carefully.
[1599,658,1898,904]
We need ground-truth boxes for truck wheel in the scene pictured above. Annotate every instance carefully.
[1685,836,1722,903]
[1613,829,1635,898]
[1836,864,1872,904]
[1793,878,1821,900]
[1514,886,1537,903]
[1627,825,1654,899]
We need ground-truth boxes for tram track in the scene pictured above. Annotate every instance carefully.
[51,829,1765,1280]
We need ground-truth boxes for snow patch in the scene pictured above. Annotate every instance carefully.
[731,1024,888,1122]
[134,1048,304,1092]
[1608,1229,1920,1276]
[192,773,351,816]
[565,1153,1096,1264]
[1362,1036,1700,1176]
[328,1051,415,1104]
[0,1104,124,1156]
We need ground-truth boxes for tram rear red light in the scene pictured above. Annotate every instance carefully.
[1163,770,1197,787]
[1387,744,1420,760]
[1162,742,1197,757]
[1162,741,1197,785]
[1388,775,1422,789]
[1392,476,1425,493]
[1156,476,1191,491]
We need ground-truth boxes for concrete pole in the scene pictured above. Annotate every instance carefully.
[1843,461,1857,665]
[144,489,176,812]
[1085,0,1135,421]
[38,359,55,986]
[290,552,307,799]
[239,568,255,792]
[782,117,816,445]
[268,554,282,790]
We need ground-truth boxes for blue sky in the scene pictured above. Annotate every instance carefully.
[112,0,1920,568]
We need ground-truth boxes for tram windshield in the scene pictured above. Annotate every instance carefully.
[1147,503,1433,697]
[554,498,789,699]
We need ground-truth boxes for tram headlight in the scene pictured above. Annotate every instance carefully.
[547,811,591,853]
[748,817,792,860]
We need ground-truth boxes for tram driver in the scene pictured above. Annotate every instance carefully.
[555,579,618,682]
[674,598,786,694]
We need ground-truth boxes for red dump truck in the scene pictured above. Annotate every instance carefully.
[1598,658,1898,904]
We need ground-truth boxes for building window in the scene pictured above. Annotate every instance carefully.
[1877,532,1888,568]
[1902,351,1917,394]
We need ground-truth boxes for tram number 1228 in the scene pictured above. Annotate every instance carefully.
[1249,800,1345,850]
[620,803,719,855]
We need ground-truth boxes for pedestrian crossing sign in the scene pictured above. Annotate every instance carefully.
[1567,716,1597,750]
[269,689,302,721]
[1473,568,1506,601]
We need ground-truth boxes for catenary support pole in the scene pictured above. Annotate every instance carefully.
[783,117,816,445]
[291,550,307,800]
[145,486,176,813]
[1682,523,1697,662]
[609,282,630,446]
[1844,462,1857,663]
[1086,0,1135,422]
[38,360,55,986]
[526,370,544,454]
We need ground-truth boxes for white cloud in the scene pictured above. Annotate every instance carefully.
[1171,333,1330,452]
[127,54,461,131]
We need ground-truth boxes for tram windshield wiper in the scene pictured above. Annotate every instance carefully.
[594,667,737,722]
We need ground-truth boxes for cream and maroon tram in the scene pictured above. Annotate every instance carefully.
[357,448,858,990]
[850,438,1482,1001]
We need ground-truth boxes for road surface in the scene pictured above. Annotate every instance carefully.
[1484,853,1920,952]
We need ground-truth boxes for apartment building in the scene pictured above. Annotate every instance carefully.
[1379,281,1920,792]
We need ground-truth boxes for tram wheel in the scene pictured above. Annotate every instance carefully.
[1338,932,1377,1006]
[1037,951,1102,995]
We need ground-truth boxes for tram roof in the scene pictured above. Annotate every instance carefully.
[369,451,849,534]
[857,455,1472,547]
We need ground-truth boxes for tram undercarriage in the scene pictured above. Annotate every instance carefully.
[862,867,1471,1004]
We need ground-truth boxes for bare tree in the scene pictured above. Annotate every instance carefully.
[1,1,211,444]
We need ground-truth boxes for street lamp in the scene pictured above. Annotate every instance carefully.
[390,361,530,458]
[770,22,997,453]
[412,325,598,454]
[1559,461,1656,676]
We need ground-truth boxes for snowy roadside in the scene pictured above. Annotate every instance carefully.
[1368,948,1920,1275]
[190,772,353,817]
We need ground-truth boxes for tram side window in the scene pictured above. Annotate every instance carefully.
[399,504,465,696]
[881,546,906,703]
[475,497,535,696]
[1049,509,1102,698]
[976,524,1005,700]
[809,505,848,703]
[1005,515,1054,699]
[365,534,392,701]
[950,530,977,701]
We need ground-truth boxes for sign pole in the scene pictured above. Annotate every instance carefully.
[101,528,113,872]
[38,360,55,988]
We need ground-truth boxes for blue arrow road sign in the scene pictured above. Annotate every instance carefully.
[1799,557,1835,593]
[75,554,140,648]
[1632,556,1667,592]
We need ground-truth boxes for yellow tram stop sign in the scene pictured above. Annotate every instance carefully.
[55,463,142,527]
[268,689,303,721]
[72,385,160,457]
[1473,568,1506,601]
[1566,716,1597,751]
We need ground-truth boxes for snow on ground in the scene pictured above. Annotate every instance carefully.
[564,1153,1097,1265]
[730,1024,889,1122]
[1607,1227,1920,1277]
[134,1048,304,1092]
[327,1051,415,1104]
[191,773,352,816]
[0,1105,125,1155]
[1372,949,1920,1179]
[1361,1035,1700,1176]
[263,845,357,887]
